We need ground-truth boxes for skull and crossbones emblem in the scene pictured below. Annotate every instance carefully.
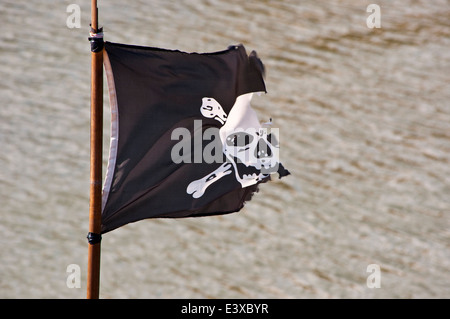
[186,94,280,198]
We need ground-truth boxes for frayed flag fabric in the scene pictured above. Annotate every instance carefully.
[101,42,289,233]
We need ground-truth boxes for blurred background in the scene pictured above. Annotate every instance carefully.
[0,0,449,298]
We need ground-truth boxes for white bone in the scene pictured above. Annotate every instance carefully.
[200,97,227,125]
[186,162,232,198]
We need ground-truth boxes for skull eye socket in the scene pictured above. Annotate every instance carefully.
[226,132,254,147]
[267,133,279,147]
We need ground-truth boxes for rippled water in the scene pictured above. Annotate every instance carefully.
[1,0,449,298]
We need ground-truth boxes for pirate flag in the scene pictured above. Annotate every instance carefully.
[101,42,289,233]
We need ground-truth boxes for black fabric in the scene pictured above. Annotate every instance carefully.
[101,42,277,234]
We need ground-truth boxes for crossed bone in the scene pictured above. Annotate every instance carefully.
[186,162,232,198]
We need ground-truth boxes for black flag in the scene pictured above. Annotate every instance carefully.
[101,42,289,233]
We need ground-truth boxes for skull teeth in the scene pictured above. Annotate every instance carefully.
[243,173,262,180]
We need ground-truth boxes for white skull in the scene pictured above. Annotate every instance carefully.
[219,93,280,187]
[223,127,280,187]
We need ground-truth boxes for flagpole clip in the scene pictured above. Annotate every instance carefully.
[87,232,102,245]
[89,26,104,53]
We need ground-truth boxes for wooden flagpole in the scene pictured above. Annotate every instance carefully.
[87,0,103,299]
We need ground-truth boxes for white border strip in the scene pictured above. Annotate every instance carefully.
[102,50,119,212]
